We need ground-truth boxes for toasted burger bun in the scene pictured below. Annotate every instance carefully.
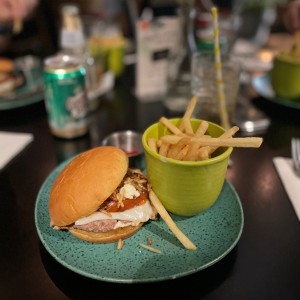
[0,57,14,73]
[0,58,21,95]
[49,146,128,227]
[69,224,143,243]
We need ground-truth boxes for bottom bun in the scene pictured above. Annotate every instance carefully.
[69,223,143,243]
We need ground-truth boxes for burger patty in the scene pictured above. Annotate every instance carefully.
[74,219,119,232]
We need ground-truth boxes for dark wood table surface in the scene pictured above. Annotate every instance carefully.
[0,66,300,300]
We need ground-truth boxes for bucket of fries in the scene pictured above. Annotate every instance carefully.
[142,118,232,216]
[142,97,263,216]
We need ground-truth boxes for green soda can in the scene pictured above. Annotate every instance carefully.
[43,53,89,138]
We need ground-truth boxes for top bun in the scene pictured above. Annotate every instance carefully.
[0,57,14,73]
[49,146,128,226]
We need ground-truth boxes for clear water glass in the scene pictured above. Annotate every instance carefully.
[191,51,241,125]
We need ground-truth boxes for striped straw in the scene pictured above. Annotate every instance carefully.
[211,7,230,130]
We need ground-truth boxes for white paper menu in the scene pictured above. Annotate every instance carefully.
[135,16,182,101]
[0,131,33,170]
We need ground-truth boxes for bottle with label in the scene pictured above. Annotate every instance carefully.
[188,0,239,54]
[59,4,101,110]
[59,4,86,55]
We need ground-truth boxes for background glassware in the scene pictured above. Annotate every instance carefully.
[191,51,241,125]
[85,19,126,77]
[14,55,42,89]
[187,0,241,54]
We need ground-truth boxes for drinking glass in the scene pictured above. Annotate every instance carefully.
[191,51,241,125]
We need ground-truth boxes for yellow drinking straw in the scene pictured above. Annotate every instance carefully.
[211,6,230,130]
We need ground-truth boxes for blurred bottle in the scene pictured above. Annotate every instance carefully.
[59,4,102,110]
[59,4,86,55]
[187,0,239,54]
[87,21,126,77]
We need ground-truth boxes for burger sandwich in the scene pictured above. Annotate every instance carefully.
[0,57,24,96]
[49,146,158,243]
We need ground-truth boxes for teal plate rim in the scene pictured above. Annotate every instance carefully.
[34,159,244,283]
[0,67,44,110]
[252,73,300,110]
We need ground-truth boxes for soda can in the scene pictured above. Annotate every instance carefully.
[43,53,89,139]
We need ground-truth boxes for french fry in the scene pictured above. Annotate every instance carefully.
[166,144,179,159]
[174,145,189,160]
[179,96,198,131]
[223,126,240,137]
[167,137,190,159]
[184,142,201,161]
[158,141,170,157]
[160,134,183,145]
[195,120,209,137]
[161,134,212,146]
[161,135,262,148]
[182,117,194,135]
[207,125,239,156]
[157,139,162,148]
[193,137,263,148]
[198,146,211,160]
[148,138,158,153]
[149,190,197,250]
[148,97,262,162]
[139,243,162,254]
[159,117,185,136]
[167,144,181,159]
[116,239,124,250]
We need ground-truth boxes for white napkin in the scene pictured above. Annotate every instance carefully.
[273,157,300,221]
[0,131,34,170]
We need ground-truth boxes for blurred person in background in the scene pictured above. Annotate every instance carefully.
[0,0,39,53]
[283,0,300,33]
[0,0,38,22]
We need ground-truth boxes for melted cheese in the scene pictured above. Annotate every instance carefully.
[75,200,154,226]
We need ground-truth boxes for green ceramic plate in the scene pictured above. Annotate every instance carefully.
[35,159,244,283]
[0,72,44,110]
[252,73,300,110]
